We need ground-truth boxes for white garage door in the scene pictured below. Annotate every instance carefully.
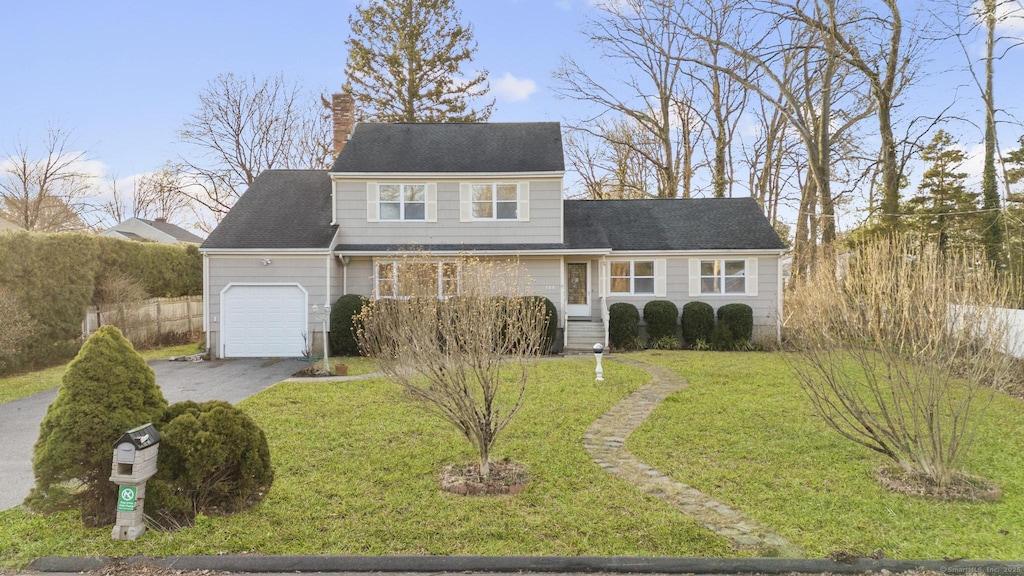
[222,284,307,358]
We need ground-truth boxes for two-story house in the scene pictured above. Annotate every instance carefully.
[199,94,786,358]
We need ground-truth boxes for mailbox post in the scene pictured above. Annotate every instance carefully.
[109,423,160,540]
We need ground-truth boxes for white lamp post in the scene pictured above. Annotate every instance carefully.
[312,304,331,374]
[593,342,604,382]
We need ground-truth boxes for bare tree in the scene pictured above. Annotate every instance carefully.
[0,125,95,232]
[555,0,689,198]
[177,73,332,221]
[786,237,1016,489]
[356,254,548,478]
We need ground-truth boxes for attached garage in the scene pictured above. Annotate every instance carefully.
[221,284,308,358]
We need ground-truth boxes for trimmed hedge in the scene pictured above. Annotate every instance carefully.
[0,232,201,374]
[717,303,754,343]
[538,296,559,353]
[643,300,679,344]
[608,302,640,350]
[330,294,367,356]
[681,301,715,345]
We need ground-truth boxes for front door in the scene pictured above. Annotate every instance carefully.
[566,262,590,317]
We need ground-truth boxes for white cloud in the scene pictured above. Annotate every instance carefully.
[972,0,1024,32]
[494,73,538,102]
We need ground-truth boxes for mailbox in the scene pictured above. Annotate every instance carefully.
[109,423,160,541]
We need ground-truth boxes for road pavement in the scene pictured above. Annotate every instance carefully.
[0,357,305,511]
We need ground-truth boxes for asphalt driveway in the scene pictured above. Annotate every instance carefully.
[0,357,306,512]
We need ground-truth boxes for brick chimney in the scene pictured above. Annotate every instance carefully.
[332,92,355,158]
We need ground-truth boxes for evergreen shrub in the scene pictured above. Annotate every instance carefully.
[609,302,641,350]
[28,326,168,525]
[681,301,715,345]
[643,300,679,344]
[717,303,754,342]
[330,294,367,356]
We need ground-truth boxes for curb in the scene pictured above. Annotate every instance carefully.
[27,555,1024,574]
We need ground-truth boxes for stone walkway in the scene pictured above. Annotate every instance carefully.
[582,356,803,557]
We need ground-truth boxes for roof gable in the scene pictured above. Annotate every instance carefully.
[564,198,785,251]
[138,218,205,244]
[330,122,565,173]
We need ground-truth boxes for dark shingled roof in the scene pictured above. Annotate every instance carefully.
[139,218,205,243]
[563,197,786,251]
[330,123,565,173]
[202,170,337,250]
[336,243,569,253]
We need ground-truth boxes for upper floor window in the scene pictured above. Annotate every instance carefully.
[376,261,459,299]
[610,260,655,295]
[700,259,745,294]
[379,183,426,221]
[471,183,519,220]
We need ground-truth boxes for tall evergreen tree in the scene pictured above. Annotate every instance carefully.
[979,0,1004,267]
[904,130,978,252]
[343,0,492,123]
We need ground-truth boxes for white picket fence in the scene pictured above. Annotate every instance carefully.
[82,296,203,346]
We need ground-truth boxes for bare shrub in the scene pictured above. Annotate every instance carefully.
[785,238,1016,488]
[356,253,547,478]
[95,273,148,345]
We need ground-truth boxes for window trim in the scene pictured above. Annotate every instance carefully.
[375,260,460,300]
[469,182,520,221]
[378,183,427,222]
[699,259,746,295]
[609,260,656,295]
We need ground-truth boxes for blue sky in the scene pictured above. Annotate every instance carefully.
[1,0,1022,233]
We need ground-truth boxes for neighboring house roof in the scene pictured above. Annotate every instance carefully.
[111,231,145,241]
[202,170,338,250]
[142,218,205,244]
[330,122,565,173]
[0,216,19,232]
[563,198,786,251]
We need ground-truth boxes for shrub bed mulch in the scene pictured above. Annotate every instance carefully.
[440,460,528,495]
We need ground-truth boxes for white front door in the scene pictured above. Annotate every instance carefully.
[566,262,590,317]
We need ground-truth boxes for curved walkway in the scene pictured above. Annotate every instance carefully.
[583,356,803,557]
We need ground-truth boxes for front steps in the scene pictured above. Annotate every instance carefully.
[565,319,606,352]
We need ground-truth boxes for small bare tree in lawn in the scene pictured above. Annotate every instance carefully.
[786,238,1016,494]
[356,253,547,480]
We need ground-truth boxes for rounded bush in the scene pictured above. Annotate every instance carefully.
[717,303,754,343]
[608,302,641,350]
[538,296,558,353]
[29,326,168,526]
[643,300,679,344]
[681,301,715,346]
[148,400,273,524]
[330,294,367,356]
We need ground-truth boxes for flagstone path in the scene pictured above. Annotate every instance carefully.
[582,356,803,557]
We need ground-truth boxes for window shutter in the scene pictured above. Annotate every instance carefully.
[426,183,438,222]
[688,259,700,297]
[366,182,379,222]
[517,182,530,222]
[746,257,759,297]
[460,183,471,222]
[654,259,667,297]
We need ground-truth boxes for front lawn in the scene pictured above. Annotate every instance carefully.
[0,357,730,568]
[0,343,203,406]
[630,351,1024,560]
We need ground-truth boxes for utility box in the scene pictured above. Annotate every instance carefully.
[109,423,160,541]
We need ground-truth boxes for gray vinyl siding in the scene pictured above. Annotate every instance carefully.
[605,255,780,341]
[206,255,330,353]
[333,178,562,245]
[334,257,374,298]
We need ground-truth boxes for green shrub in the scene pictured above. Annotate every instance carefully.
[148,400,273,526]
[710,322,735,351]
[643,300,679,344]
[538,296,559,353]
[28,326,168,526]
[681,301,715,345]
[717,303,754,343]
[608,302,641,350]
[330,294,367,356]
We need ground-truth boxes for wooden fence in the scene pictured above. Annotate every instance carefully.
[82,296,203,346]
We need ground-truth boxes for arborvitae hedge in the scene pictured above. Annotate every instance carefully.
[330,294,367,356]
[681,301,715,345]
[609,302,641,350]
[28,326,168,526]
[717,303,754,342]
[538,296,559,353]
[0,232,202,373]
[643,300,679,343]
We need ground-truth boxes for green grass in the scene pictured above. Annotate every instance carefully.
[0,357,730,567]
[630,350,1024,560]
[0,343,203,406]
